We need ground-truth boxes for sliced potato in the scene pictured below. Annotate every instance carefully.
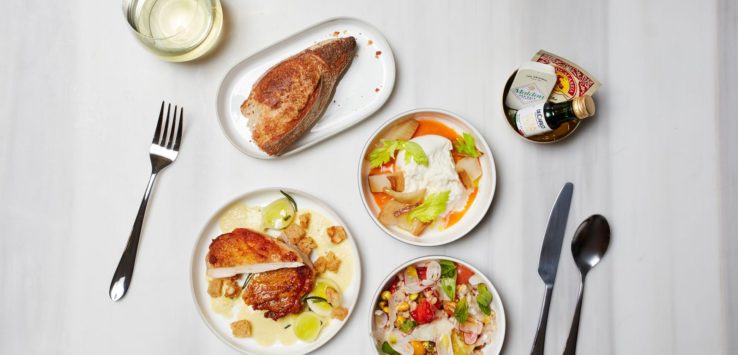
[384,188,426,204]
[369,174,392,192]
[366,119,420,158]
[456,157,482,189]
[378,199,429,236]
[386,172,405,192]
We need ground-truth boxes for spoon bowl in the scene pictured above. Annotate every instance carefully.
[571,214,611,274]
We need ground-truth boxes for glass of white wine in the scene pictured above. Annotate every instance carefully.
[123,0,223,62]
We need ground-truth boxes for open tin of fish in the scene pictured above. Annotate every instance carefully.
[502,70,580,143]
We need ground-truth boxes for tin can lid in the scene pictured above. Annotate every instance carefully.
[573,95,596,119]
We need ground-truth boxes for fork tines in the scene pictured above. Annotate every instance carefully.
[153,101,183,151]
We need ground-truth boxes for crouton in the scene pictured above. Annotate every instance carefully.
[331,306,348,320]
[326,286,341,307]
[299,213,311,229]
[284,223,306,244]
[230,319,252,338]
[207,278,224,297]
[315,251,341,274]
[326,226,347,244]
[296,236,317,256]
[223,278,242,299]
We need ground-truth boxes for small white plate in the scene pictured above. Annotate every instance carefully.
[368,255,506,354]
[358,109,497,246]
[216,17,396,159]
[190,188,362,354]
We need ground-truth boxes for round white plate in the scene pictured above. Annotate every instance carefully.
[368,255,506,354]
[216,17,396,159]
[358,109,497,246]
[190,188,362,354]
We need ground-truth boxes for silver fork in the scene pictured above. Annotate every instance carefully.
[109,102,183,301]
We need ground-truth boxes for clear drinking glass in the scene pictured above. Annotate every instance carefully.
[122,0,223,62]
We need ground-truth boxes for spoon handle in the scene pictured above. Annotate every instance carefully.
[530,284,553,355]
[563,279,585,355]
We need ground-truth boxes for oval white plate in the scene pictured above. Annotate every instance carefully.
[216,17,396,159]
[368,255,506,354]
[358,109,497,246]
[190,188,362,354]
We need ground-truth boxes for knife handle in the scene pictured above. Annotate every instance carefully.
[531,284,554,355]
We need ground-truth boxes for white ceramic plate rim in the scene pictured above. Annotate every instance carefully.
[357,108,497,246]
[189,187,362,354]
[215,16,396,160]
[367,255,507,354]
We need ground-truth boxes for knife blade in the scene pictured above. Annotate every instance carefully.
[530,182,574,355]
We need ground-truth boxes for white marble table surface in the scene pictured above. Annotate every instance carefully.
[1,0,736,354]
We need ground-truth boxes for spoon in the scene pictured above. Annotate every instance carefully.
[562,214,610,355]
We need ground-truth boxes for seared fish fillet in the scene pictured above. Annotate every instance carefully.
[241,37,357,156]
[242,265,316,320]
[206,228,304,278]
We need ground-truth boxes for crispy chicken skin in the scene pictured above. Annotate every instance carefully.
[242,265,316,320]
[206,228,303,278]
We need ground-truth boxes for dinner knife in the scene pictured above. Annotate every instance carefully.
[530,182,574,355]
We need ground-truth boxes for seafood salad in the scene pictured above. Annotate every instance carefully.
[372,259,497,355]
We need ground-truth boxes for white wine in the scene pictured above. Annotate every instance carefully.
[124,0,223,62]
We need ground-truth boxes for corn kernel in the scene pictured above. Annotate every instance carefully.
[389,335,397,344]
[381,291,392,301]
[382,306,390,313]
[397,302,410,311]
[409,293,419,301]
[379,301,386,308]
[482,315,492,324]
[395,315,406,326]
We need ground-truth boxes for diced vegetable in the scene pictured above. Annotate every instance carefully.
[382,341,402,355]
[386,172,405,192]
[399,318,417,333]
[384,188,426,204]
[476,283,493,315]
[456,263,475,285]
[454,297,469,323]
[439,260,457,299]
[451,330,475,355]
[410,299,435,324]
[411,340,426,355]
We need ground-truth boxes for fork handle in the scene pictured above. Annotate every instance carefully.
[109,172,158,301]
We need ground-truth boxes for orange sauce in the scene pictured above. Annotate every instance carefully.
[446,188,478,227]
[369,119,479,230]
[372,192,393,210]
[414,119,461,142]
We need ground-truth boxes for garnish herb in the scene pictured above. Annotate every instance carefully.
[381,341,402,355]
[398,319,416,333]
[408,190,450,223]
[302,295,329,304]
[369,139,428,168]
[454,132,480,158]
[439,260,457,299]
[284,324,292,329]
[402,141,428,166]
[476,283,493,315]
[242,273,254,289]
[280,190,298,211]
[454,296,469,323]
